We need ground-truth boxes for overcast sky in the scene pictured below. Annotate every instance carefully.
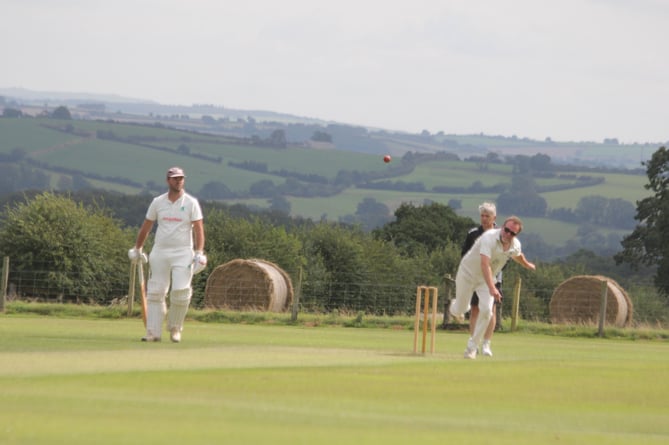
[3,0,668,143]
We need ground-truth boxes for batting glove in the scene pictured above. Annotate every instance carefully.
[193,251,208,274]
[128,247,142,262]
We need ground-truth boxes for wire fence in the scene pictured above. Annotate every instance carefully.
[2,260,668,328]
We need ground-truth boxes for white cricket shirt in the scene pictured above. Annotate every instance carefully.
[458,228,521,282]
[145,192,203,249]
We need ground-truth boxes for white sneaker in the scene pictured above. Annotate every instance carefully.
[481,342,493,357]
[141,333,161,342]
[170,328,181,343]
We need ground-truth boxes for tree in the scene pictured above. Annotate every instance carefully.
[51,106,72,120]
[311,131,332,143]
[605,198,636,230]
[2,108,23,118]
[199,181,234,199]
[575,196,608,224]
[486,152,502,164]
[201,115,216,125]
[300,223,366,310]
[615,146,668,296]
[269,195,291,214]
[300,221,433,314]
[204,209,303,275]
[353,197,391,231]
[448,199,462,210]
[249,179,276,197]
[0,164,50,192]
[498,191,547,217]
[268,129,287,148]
[530,153,552,171]
[570,196,636,229]
[373,202,473,256]
[496,175,547,217]
[511,155,532,174]
[0,192,132,303]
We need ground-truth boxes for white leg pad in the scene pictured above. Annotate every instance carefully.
[167,288,191,332]
[146,294,167,339]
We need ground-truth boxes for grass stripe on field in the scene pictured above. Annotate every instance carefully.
[0,316,667,444]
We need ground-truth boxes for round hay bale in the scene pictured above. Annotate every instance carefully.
[549,275,633,327]
[204,259,294,312]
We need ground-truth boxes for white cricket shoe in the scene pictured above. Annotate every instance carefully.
[141,333,161,342]
[463,338,477,359]
[170,328,181,343]
[464,346,477,359]
[481,341,493,357]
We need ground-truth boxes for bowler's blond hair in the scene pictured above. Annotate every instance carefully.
[503,215,524,234]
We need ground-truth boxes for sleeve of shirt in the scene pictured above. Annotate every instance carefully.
[145,197,159,221]
[479,233,494,259]
[191,198,204,222]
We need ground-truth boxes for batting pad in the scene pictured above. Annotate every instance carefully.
[146,299,167,339]
[167,288,191,331]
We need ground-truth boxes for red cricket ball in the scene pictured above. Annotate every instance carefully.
[383,155,392,163]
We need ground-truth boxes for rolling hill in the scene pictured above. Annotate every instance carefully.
[0,94,661,255]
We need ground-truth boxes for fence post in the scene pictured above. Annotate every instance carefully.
[510,277,522,331]
[0,256,8,313]
[441,274,454,328]
[291,266,303,322]
[598,279,608,337]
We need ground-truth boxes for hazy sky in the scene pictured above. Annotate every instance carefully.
[3,0,668,143]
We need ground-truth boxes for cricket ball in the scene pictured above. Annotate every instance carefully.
[383,155,392,163]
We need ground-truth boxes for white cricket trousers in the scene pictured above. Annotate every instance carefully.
[145,247,194,338]
[450,271,495,348]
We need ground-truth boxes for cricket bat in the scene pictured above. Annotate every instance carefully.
[137,260,147,327]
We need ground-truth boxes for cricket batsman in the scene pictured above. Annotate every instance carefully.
[128,166,207,343]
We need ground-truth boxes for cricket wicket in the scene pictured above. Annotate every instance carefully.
[413,285,438,354]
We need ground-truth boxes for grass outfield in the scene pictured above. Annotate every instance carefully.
[1,316,667,444]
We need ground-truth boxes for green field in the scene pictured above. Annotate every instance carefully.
[286,188,636,246]
[1,316,667,444]
[286,164,649,244]
[0,119,390,193]
[0,118,655,247]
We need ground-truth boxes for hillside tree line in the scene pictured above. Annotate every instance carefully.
[0,186,665,323]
